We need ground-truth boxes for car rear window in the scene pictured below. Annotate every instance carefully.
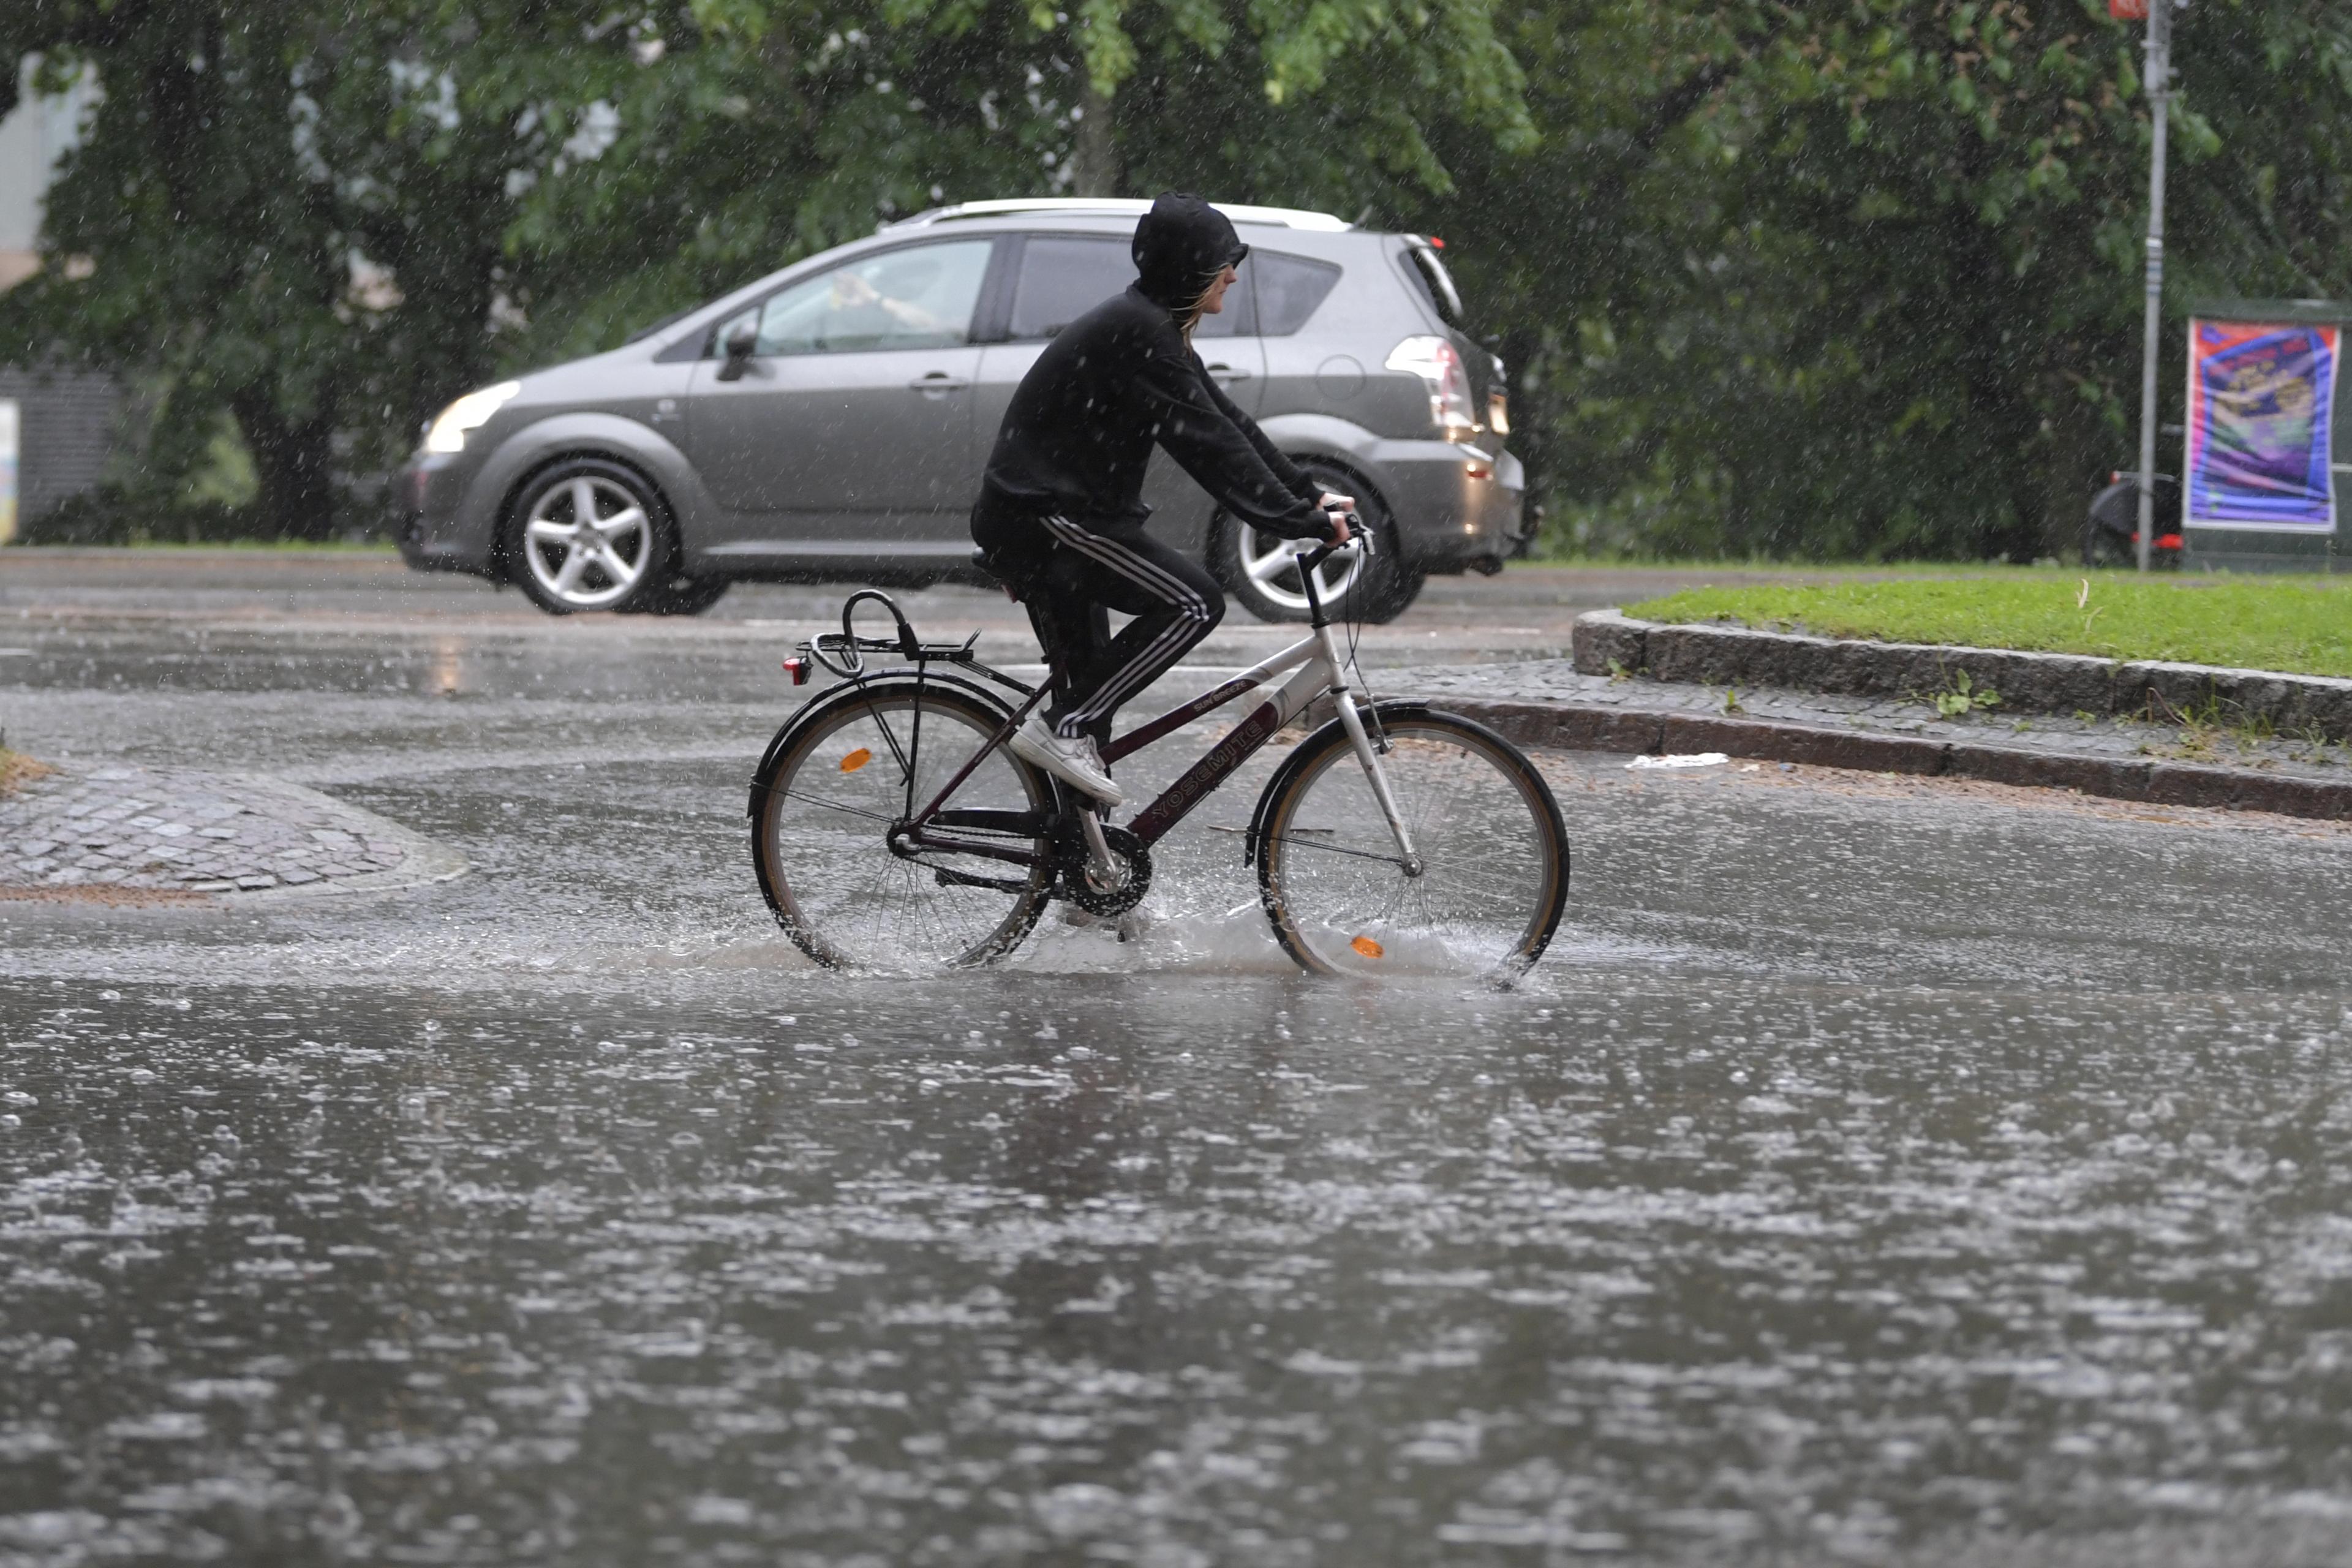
[1253,252,1342,336]
[1400,242,1465,329]
[1006,235,1248,339]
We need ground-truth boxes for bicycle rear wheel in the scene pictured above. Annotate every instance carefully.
[752,681,1053,970]
[1255,707,1568,978]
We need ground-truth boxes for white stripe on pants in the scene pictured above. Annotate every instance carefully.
[1038,513,1216,738]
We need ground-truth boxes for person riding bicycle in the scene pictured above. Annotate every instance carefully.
[971,191,1359,807]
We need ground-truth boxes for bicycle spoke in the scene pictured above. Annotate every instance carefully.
[1259,716,1566,977]
[1261,834,1415,870]
[755,689,1050,970]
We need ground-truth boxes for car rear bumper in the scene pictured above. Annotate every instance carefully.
[1368,439,1523,571]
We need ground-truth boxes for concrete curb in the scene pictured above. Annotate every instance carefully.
[1441,697,2352,823]
[1572,609,2352,741]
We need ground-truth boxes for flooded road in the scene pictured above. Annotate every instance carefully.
[6,557,2352,1565]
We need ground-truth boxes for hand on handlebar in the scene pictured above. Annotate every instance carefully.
[1317,491,1359,549]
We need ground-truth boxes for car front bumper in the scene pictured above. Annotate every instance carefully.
[395,452,497,575]
[1368,439,1524,572]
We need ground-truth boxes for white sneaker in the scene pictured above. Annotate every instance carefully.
[1009,715,1123,805]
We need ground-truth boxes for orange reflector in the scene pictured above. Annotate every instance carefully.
[1351,935,1385,959]
[840,748,872,773]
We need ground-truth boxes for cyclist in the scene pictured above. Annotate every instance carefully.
[971,191,1358,807]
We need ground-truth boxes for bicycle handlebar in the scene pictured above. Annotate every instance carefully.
[1292,513,1370,578]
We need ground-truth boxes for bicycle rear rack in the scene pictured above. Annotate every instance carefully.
[788,589,1036,696]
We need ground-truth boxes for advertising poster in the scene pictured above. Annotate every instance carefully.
[2184,318,2339,531]
[0,399,15,546]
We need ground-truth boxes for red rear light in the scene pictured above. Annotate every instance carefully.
[1427,236,1446,249]
[782,657,810,685]
[1385,336,1479,439]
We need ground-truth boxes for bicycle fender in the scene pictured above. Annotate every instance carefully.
[746,670,1017,819]
[1242,699,1440,867]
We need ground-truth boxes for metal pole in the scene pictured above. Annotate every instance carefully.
[2135,0,2172,573]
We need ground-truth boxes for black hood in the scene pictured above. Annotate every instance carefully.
[1131,192,1250,309]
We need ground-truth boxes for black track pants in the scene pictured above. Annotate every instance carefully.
[1021,516,1226,740]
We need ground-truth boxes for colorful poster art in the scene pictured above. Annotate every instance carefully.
[0,400,15,546]
[2184,319,2339,532]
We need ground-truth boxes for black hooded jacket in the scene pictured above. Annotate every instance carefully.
[975,193,1327,541]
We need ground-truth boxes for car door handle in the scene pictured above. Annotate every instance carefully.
[908,374,970,393]
[1205,364,1251,380]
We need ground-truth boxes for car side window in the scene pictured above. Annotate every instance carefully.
[1253,252,1343,336]
[1008,238,1132,341]
[718,239,993,356]
[1006,235,1252,340]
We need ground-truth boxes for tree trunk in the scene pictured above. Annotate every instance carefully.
[233,394,339,541]
[1070,78,1122,197]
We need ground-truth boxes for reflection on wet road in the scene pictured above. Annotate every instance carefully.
[6,559,2352,1565]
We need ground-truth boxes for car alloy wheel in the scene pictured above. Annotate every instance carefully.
[516,469,658,612]
[1213,463,1424,624]
[1234,527,1365,617]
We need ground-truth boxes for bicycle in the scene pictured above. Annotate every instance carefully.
[747,537,1569,977]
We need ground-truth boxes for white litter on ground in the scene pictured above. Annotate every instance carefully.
[1625,753,1731,771]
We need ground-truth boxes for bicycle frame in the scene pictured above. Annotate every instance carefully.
[894,544,1420,873]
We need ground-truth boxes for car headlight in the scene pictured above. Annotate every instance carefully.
[422,381,522,454]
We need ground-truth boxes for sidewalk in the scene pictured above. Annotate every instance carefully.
[1,764,467,903]
[1414,660,2352,820]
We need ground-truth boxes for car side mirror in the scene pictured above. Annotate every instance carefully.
[716,326,757,382]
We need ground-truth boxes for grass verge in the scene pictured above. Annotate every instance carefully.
[1623,573,2352,680]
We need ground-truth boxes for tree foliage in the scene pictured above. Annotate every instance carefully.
[1447,0,2352,560]
[3,0,2348,556]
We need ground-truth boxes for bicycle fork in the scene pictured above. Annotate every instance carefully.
[1317,627,1423,878]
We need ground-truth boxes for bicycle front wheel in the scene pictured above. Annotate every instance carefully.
[752,682,1053,970]
[1256,707,1568,978]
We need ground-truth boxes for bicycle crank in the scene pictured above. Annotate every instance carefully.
[1057,813,1153,918]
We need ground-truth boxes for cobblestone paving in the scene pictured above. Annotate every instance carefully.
[1433,660,2352,783]
[1,765,434,894]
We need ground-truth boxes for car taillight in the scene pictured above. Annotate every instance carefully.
[1385,336,1479,439]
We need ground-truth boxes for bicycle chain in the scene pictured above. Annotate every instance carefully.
[1057,823,1153,917]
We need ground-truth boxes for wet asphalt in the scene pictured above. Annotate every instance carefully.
[4,552,2352,1567]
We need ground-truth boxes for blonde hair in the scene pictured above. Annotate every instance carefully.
[1175,274,1223,344]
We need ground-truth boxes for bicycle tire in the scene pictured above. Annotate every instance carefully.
[750,679,1054,970]
[1254,706,1569,978]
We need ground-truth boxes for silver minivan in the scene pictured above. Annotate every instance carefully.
[396,198,1525,622]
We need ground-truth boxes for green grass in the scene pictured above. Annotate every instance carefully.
[1513,553,2026,576]
[1623,571,2352,679]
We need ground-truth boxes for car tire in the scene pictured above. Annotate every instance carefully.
[1210,462,1425,624]
[619,575,732,616]
[504,458,677,616]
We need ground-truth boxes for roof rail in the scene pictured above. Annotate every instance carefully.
[886,197,1353,232]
